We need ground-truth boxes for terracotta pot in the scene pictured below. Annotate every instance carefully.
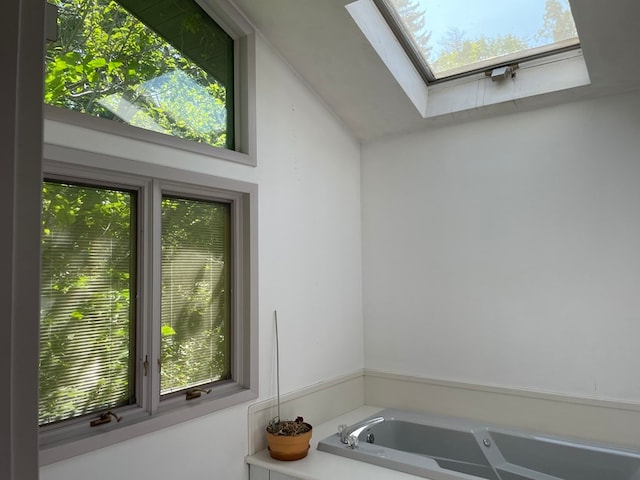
[265,424,313,461]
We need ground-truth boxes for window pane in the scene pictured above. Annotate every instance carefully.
[45,0,234,149]
[40,181,136,426]
[386,0,579,79]
[161,196,231,395]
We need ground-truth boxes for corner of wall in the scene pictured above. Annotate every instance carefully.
[247,371,364,455]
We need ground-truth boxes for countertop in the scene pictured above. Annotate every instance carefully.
[246,406,428,480]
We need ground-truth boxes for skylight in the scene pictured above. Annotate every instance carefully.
[377,0,580,82]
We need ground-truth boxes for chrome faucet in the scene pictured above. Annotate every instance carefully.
[339,416,385,447]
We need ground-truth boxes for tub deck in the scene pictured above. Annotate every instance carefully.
[247,406,424,480]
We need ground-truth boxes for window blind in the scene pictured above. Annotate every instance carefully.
[160,196,231,395]
[39,181,136,425]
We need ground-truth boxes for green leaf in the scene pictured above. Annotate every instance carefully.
[52,58,68,72]
[87,57,107,69]
[108,61,123,73]
[161,325,177,336]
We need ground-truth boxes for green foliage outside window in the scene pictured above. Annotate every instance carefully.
[160,197,231,394]
[389,0,578,78]
[40,182,135,425]
[39,182,233,425]
[45,0,234,149]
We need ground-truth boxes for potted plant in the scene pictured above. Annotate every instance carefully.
[265,311,312,460]
[266,415,312,460]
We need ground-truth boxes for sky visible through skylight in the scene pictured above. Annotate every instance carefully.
[420,0,546,56]
[388,0,579,78]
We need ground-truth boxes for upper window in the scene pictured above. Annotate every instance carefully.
[45,0,234,149]
[377,0,579,81]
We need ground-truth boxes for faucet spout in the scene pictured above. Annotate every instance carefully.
[339,416,385,445]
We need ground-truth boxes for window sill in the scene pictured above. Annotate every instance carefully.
[40,386,257,466]
[424,49,591,119]
[44,105,256,167]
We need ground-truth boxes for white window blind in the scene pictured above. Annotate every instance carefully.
[39,181,136,425]
[160,196,231,395]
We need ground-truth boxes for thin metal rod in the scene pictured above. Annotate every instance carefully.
[274,310,281,422]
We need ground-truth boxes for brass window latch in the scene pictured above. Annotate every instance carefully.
[90,410,123,427]
[186,387,212,401]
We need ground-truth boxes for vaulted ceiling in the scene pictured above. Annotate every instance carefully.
[229,0,640,142]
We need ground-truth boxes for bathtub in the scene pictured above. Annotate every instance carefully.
[317,409,640,480]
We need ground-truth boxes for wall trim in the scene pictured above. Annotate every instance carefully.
[364,369,640,412]
[364,370,640,449]
[247,370,640,456]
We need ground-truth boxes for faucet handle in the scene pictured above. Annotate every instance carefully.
[347,434,359,449]
[337,424,348,436]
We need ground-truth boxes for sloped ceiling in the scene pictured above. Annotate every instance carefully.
[230,0,640,142]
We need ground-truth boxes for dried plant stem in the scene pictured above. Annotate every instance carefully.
[275,310,281,423]
[266,310,312,437]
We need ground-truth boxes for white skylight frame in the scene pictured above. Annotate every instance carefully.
[346,0,590,119]
[374,0,581,83]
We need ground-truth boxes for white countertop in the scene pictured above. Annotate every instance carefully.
[246,406,430,480]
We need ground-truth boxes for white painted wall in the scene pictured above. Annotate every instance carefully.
[40,35,363,480]
[362,90,640,403]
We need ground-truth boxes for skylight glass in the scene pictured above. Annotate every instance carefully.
[382,0,580,81]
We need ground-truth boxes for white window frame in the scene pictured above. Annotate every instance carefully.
[346,0,591,119]
[44,0,257,167]
[39,145,258,465]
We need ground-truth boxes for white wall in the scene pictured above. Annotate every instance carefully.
[362,90,640,403]
[40,35,363,480]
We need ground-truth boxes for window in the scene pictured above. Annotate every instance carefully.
[376,0,579,82]
[346,0,589,118]
[46,0,233,148]
[39,153,257,464]
[160,196,231,395]
[40,182,137,426]
[44,0,257,165]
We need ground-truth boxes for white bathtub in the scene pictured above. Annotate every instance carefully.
[317,408,640,480]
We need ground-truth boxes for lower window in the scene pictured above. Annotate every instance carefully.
[39,155,257,463]
[160,196,231,395]
[40,181,137,426]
